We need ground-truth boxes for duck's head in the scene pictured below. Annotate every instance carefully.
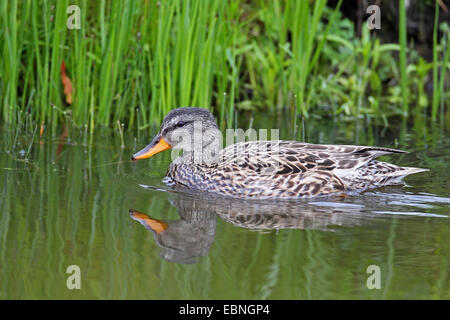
[132,107,220,161]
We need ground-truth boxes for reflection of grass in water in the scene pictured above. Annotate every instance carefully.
[0,119,449,299]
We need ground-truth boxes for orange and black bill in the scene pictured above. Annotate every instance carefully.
[131,135,171,160]
[129,209,168,234]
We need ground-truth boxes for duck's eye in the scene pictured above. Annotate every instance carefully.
[175,121,186,128]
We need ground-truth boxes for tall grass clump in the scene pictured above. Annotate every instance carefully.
[0,0,242,132]
[0,0,351,132]
[0,0,448,135]
[242,0,343,117]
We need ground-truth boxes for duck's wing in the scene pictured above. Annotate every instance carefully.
[219,141,407,175]
[213,141,424,197]
[213,141,348,197]
[280,142,409,175]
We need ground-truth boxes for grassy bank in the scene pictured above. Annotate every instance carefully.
[0,0,449,135]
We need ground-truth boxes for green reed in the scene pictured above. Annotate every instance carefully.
[432,1,449,122]
[437,23,450,122]
[398,0,408,116]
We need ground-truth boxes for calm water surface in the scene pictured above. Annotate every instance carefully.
[1,115,449,299]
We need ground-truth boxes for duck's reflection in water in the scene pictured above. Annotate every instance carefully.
[130,204,216,264]
[130,192,367,264]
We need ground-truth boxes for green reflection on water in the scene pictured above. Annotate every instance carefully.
[0,115,449,299]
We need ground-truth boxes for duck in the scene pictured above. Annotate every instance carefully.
[132,107,427,199]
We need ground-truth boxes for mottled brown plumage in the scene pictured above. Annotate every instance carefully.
[133,107,428,199]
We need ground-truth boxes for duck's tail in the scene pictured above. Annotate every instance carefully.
[341,160,429,191]
[380,165,429,184]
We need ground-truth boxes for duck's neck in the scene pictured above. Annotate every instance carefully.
[176,130,221,166]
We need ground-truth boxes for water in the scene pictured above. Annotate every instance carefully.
[1,115,449,299]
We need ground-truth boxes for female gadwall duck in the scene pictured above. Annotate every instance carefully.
[132,107,427,199]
